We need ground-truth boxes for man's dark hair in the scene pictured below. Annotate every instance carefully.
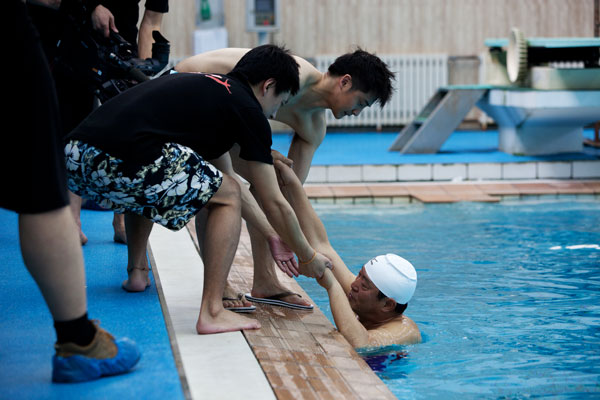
[229,44,300,96]
[328,48,395,107]
[377,290,407,314]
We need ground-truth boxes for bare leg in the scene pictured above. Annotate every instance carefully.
[247,224,311,307]
[121,213,153,292]
[112,213,127,244]
[194,208,208,259]
[20,206,141,383]
[68,191,87,246]
[19,206,87,321]
[246,184,310,307]
[195,207,253,310]
[196,175,260,334]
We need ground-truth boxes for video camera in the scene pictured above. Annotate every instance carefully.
[54,0,170,102]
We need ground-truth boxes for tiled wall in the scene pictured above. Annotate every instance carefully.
[305,161,600,183]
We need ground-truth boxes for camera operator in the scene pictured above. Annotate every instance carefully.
[7,0,141,382]
[28,0,169,245]
[89,0,168,60]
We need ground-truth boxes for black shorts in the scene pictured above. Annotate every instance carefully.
[1,1,70,214]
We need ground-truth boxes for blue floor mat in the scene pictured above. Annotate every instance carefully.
[272,129,600,165]
[0,208,184,399]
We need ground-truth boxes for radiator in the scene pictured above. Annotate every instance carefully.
[315,54,448,128]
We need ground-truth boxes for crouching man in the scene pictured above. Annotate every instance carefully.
[64,45,332,335]
[275,160,421,347]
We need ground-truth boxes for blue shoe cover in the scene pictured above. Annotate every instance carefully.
[52,337,140,383]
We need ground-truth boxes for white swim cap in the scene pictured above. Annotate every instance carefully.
[364,254,417,304]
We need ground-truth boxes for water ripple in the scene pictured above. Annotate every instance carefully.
[308,200,600,399]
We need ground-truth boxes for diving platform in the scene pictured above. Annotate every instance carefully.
[477,88,600,155]
[389,86,600,156]
[389,30,600,156]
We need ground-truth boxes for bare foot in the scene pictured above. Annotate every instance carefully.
[74,215,87,245]
[121,267,151,292]
[222,282,252,309]
[196,309,261,334]
[222,297,253,310]
[113,213,127,244]
[79,229,88,246]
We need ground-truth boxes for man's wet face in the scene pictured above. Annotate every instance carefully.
[348,266,381,313]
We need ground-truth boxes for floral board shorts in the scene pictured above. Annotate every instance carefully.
[65,140,223,231]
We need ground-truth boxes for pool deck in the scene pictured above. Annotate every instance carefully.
[304,179,600,204]
[2,129,600,399]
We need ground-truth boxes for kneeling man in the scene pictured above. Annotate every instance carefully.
[275,160,421,347]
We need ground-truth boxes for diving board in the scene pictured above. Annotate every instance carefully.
[388,86,488,153]
[390,29,600,155]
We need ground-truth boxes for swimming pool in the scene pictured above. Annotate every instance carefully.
[296,198,600,399]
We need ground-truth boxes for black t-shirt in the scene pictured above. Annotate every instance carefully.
[67,72,273,168]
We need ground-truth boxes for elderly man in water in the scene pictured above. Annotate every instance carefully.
[274,160,421,347]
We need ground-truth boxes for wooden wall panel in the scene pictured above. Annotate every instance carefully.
[217,0,594,59]
[160,0,196,59]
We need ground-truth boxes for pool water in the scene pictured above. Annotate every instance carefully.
[296,199,600,399]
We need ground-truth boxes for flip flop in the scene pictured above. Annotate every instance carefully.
[244,292,314,310]
[223,297,256,313]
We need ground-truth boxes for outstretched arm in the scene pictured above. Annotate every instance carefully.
[283,112,326,184]
[287,134,318,184]
[208,154,299,277]
[317,270,370,347]
[274,160,356,293]
[242,160,332,279]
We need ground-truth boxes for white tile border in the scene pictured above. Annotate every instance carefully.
[573,161,600,178]
[502,162,537,179]
[327,165,363,182]
[537,162,572,179]
[397,164,432,181]
[306,166,327,183]
[305,161,599,183]
[362,165,397,182]
[467,163,502,180]
[432,163,468,181]
[148,226,275,400]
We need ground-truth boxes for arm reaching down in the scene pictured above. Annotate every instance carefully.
[208,154,298,276]
[287,133,320,184]
[267,235,298,277]
[242,159,332,278]
[274,160,356,292]
[274,160,422,348]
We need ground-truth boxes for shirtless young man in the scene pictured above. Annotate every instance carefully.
[174,47,395,310]
[275,159,421,347]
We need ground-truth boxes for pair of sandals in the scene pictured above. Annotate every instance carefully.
[224,292,314,313]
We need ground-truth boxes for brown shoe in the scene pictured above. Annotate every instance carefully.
[54,322,117,359]
[52,321,140,383]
